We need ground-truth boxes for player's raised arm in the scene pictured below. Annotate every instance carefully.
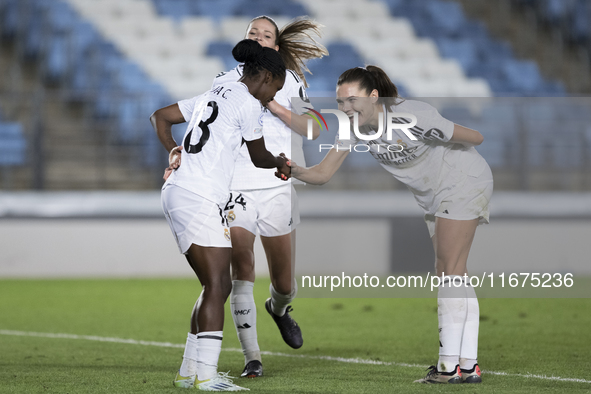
[450,124,484,146]
[289,147,349,185]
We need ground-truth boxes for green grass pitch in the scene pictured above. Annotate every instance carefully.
[0,278,590,393]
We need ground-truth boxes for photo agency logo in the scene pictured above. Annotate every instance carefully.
[305,108,419,153]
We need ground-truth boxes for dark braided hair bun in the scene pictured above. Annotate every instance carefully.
[232,39,286,80]
[232,39,264,63]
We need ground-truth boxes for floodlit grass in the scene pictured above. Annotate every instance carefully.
[0,279,590,393]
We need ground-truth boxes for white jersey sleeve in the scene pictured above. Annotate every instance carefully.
[395,101,454,142]
[178,96,198,122]
[238,98,264,142]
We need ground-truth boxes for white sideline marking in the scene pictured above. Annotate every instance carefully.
[1,329,590,384]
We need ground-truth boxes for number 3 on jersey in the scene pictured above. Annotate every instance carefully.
[184,101,219,154]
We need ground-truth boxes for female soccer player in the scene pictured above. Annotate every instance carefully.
[288,66,492,384]
[150,39,290,391]
[185,16,327,378]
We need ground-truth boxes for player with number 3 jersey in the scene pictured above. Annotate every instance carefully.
[150,39,289,391]
[178,16,328,379]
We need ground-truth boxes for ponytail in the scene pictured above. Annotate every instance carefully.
[337,66,403,106]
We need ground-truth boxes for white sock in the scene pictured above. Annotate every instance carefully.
[179,332,198,377]
[437,275,466,373]
[460,284,479,369]
[231,280,261,363]
[460,358,478,371]
[269,282,297,317]
[196,331,223,381]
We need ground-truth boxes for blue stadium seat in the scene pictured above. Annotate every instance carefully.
[22,1,49,59]
[0,122,26,166]
[307,43,365,83]
[385,0,566,96]
[233,0,306,18]
[193,0,240,19]
[502,60,544,95]
[437,38,478,72]
[206,41,236,70]
[571,0,591,43]
[155,0,193,20]
[45,34,69,82]
[424,0,467,37]
[0,0,19,38]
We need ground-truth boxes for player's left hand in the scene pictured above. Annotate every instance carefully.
[275,152,291,181]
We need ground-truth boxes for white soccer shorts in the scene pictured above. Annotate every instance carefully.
[224,183,300,237]
[161,184,231,253]
[425,162,494,238]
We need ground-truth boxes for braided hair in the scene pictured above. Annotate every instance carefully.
[232,39,286,81]
[337,66,403,106]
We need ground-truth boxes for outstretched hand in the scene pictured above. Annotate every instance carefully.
[275,153,291,181]
[163,146,182,181]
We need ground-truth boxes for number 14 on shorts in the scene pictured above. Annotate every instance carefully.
[225,193,247,211]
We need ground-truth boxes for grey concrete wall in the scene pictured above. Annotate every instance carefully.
[1,217,589,278]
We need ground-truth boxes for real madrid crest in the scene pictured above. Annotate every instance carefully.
[224,228,231,241]
[227,210,236,223]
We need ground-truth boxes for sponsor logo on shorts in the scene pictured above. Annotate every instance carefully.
[288,218,293,226]
[224,228,231,241]
[227,210,236,223]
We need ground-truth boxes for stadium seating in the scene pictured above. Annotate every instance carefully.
[2,0,586,175]
[515,0,591,46]
[384,0,565,96]
[0,122,26,167]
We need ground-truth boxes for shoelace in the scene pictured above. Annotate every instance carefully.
[424,366,438,377]
[216,371,238,383]
[286,305,294,313]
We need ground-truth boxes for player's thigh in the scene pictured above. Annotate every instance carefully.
[186,244,232,291]
[162,184,231,254]
[257,184,299,238]
[432,217,479,276]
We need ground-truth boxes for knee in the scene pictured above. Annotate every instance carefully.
[203,276,232,301]
[231,249,255,280]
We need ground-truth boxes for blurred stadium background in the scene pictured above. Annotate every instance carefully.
[0,0,590,278]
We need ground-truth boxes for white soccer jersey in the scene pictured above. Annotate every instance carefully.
[210,64,309,190]
[337,100,489,216]
[167,81,264,206]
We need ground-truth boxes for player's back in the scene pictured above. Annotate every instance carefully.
[165,81,264,205]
